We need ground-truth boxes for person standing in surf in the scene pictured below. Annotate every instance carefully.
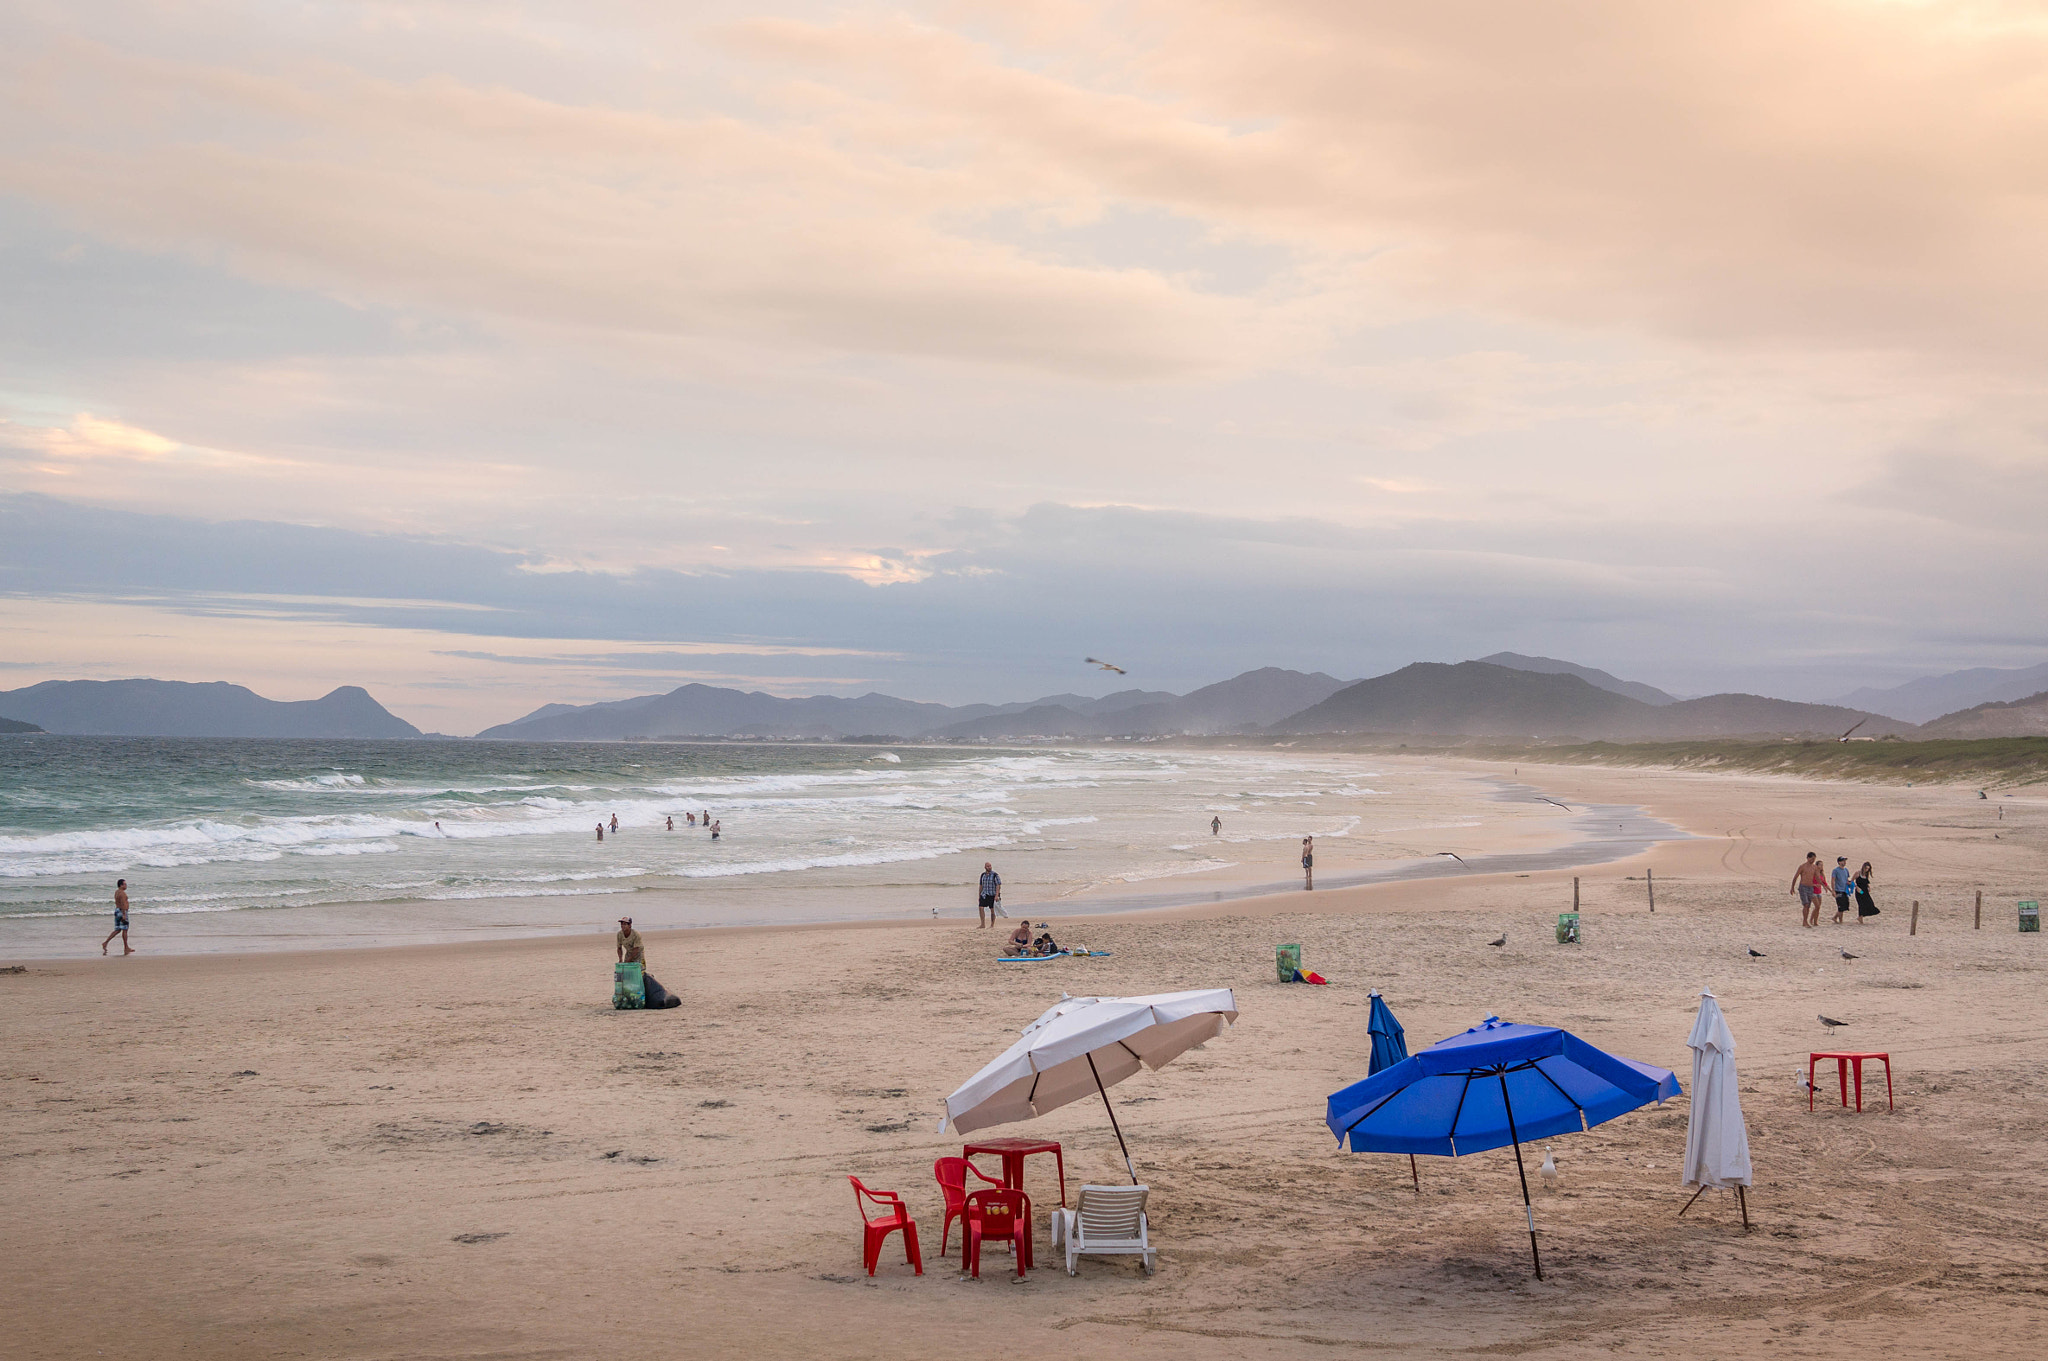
[101,879,133,955]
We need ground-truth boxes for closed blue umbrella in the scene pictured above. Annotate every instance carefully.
[1327,1015,1680,1278]
[1366,989,1408,1074]
[1365,990,1418,1190]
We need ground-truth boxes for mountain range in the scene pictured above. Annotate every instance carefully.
[476,667,1351,741]
[1914,689,2048,739]
[0,680,421,739]
[1835,662,2048,724]
[1278,662,1917,740]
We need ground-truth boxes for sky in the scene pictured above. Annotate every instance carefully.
[3,0,2047,734]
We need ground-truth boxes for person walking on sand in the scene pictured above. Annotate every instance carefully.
[1302,836,1314,891]
[978,862,1003,927]
[1854,861,1880,922]
[1829,856,1855,924]
[1791,852,1823,928]
[101,879,133,955]
[1211,815,1221,836]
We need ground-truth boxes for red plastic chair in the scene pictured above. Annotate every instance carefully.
[963,1188,1032,1279]
[934,1156,1005,1256]
[849,1176,923,1276]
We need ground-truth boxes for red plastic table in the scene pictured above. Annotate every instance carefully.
[1810,1052,1893,1112]
[961,1137,1066,1207]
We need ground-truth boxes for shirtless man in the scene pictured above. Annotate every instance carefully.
[102,879,133,955]
[1791,852,1825,928]
[1302,836,1315,891]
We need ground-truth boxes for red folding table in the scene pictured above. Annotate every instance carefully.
[1809,1051,1893,1112]
[961,1136,1067,1207]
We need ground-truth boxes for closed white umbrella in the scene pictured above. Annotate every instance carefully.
[941,988,1239,1181]
[1680,988,1753,1228]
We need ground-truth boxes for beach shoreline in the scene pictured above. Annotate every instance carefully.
[7,757,2044,1360]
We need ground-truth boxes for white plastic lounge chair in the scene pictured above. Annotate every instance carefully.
[1053,1184,1154,1275]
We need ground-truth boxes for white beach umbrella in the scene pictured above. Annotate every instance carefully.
[941,988,1239,1181]
[1680,988,1754,1228]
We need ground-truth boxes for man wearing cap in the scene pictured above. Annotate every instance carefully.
[1829,856,1855,925]
[616,916,681,1008]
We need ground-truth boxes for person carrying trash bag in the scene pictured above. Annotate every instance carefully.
[615,916,682,1009]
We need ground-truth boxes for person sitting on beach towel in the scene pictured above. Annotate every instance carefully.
[1005,920,1033,955]
[617,916,682,1009]
[1033,930,1061,956]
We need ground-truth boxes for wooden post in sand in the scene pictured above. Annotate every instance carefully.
[1975,890,1982,930]
[1910,900,1920,936]
[1573,877,1580,912]
[1647,868,1655,913]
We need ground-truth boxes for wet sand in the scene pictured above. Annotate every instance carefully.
[4,759,2046,1359]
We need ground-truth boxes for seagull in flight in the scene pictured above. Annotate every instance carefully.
[1818,1013,1850,1036]
[1085,657,1127,675]
[1437,851,1466,863]
[1747,947,1767,959]
[1537,797,1573,812]
[1839,948,1859,961]
[1487,934,1507,948]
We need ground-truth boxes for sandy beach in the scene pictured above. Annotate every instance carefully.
[7,758,2047,1360]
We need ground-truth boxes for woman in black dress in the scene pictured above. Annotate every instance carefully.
[1854,861,1879,922]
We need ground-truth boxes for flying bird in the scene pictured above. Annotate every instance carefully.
[1537,797,1573,812]
[1818,1013,1850,1036]
[1084,657,1126,675]
[1437,851,1466,863]
[1839,948,1859,960]
[1747,947,1767,959]
[1839,718,1868,742]
[1487,934,1507,948]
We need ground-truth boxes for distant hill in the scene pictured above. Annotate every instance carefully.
[477,684,969,741]
[1917,689,2048,738]
[1271,662,1914,739]
[0,680,420,738]
[0,715,44,734]
[932,667,1350,740]
[1275,662,1647,736]
[1476,652,1676,705]
[1836,662,2048,724]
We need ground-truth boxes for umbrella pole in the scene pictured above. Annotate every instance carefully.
[1410,1154,1420,1192]
[1497,1072,1543,1281]
[1738,1185,1751,1231]
[1678,1185,1709,1217]
[1086,1052,1140,1185]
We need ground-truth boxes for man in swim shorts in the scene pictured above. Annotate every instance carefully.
[1791,852,1824,928]
[102,879,133,955]
[978,862,1003,927]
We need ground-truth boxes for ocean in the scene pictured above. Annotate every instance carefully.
[0,737,1569,955]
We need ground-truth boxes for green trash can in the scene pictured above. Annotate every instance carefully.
[613,961,646,1009]
[1276,943,1301,983]
[2021,900,2040,934]
[1556,912,1580,944]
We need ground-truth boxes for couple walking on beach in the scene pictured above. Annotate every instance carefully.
[1792,852,1878,927]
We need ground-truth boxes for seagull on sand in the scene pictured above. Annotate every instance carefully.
[1487,934,1507,948]
[1818,1013,1850,1036]
[1747,947,1767,959]
[1840,948,1859,960]
[1085,657,1127,675]
[1437,851,1466,863]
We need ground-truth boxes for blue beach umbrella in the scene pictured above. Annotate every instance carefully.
[1365,990,1419,1190]
[1326,1016,1680,1279]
